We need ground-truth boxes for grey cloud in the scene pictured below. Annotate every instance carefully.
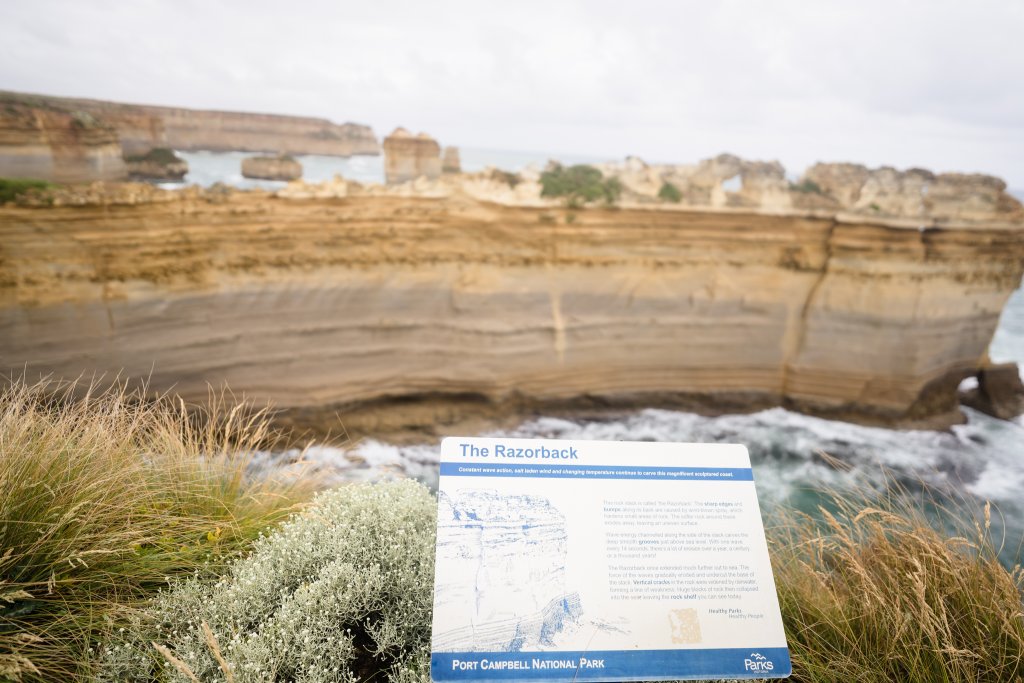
[0,0,1021,186]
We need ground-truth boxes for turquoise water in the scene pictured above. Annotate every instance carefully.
[166,147,609,190]
[991,285,1024,367]
[170,150,385,189]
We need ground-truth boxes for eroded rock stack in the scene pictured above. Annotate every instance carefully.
[124,147,188,180]
[442,146,461,173]
[383,128,442,183]
[961,363,1024,420]
[241,154,303,181]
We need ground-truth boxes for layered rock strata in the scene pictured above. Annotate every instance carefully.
[241,155,302,181]
[0,91,378,183]
[383,128,442,183]
[0,100,127,182]
[139,104,378,156]
[55,105,167,157]
[1,181,1021,438]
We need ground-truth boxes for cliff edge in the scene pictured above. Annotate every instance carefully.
[1,163,1020,438]
[0,96,126,183]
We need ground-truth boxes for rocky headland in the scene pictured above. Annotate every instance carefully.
[2,154,1021,440]
[0,96,126,182]
[0,91,379,183]
[136,103,378,156]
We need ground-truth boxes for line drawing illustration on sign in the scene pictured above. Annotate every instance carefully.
[432,489,585,653]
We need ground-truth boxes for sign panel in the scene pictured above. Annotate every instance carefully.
[430,437,790,681]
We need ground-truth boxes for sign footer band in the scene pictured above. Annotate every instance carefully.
[431,647,792,681]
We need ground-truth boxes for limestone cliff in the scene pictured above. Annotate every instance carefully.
[800,163,1023,221]
[596,154,1024,222]
[50,102,168,157]
[137,104,378,156]
[1,180,1021,438]
[0,98,127,182]
[0,91,379,176]
[597,154,792,210]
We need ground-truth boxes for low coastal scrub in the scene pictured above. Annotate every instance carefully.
[0,380,311,682]
[657,181,682,203]
[3,382,1022,682]
[788,179,824,194]
[100,481,436,683]
[123,148,182,165]
[488,169,522,188]
[0,179,55,205]
[540,164,622,206]
[100,483,1023,683]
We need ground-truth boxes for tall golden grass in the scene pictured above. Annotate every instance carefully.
[769,486,1024,682]
[0,379,313,682]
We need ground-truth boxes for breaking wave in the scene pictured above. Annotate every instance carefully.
[254,284,1024,565]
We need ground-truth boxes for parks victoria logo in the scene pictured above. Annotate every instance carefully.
[744,652,774,673]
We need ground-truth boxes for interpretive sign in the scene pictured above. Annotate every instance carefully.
[430,437,790,681]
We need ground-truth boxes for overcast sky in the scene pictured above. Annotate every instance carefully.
[3,0,1023,187]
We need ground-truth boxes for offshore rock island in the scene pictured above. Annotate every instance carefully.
[1,154,1021,439]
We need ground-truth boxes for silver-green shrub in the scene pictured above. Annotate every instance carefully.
[99,480,436,683]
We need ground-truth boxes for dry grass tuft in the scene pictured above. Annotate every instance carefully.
[769,487,1024,682]
[0,378,314,682]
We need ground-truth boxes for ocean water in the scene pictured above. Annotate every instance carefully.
[253,283,1024,564]
[165,147,608,190]
[168,150,386,189]
[991,285,1024,367]
[173,150,1024,563]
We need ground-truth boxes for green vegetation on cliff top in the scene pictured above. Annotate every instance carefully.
[123,147,183,165]
[658,181,683,203]
[0,179,55,205]
[789,179,824,194]
[540,164,622,206]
